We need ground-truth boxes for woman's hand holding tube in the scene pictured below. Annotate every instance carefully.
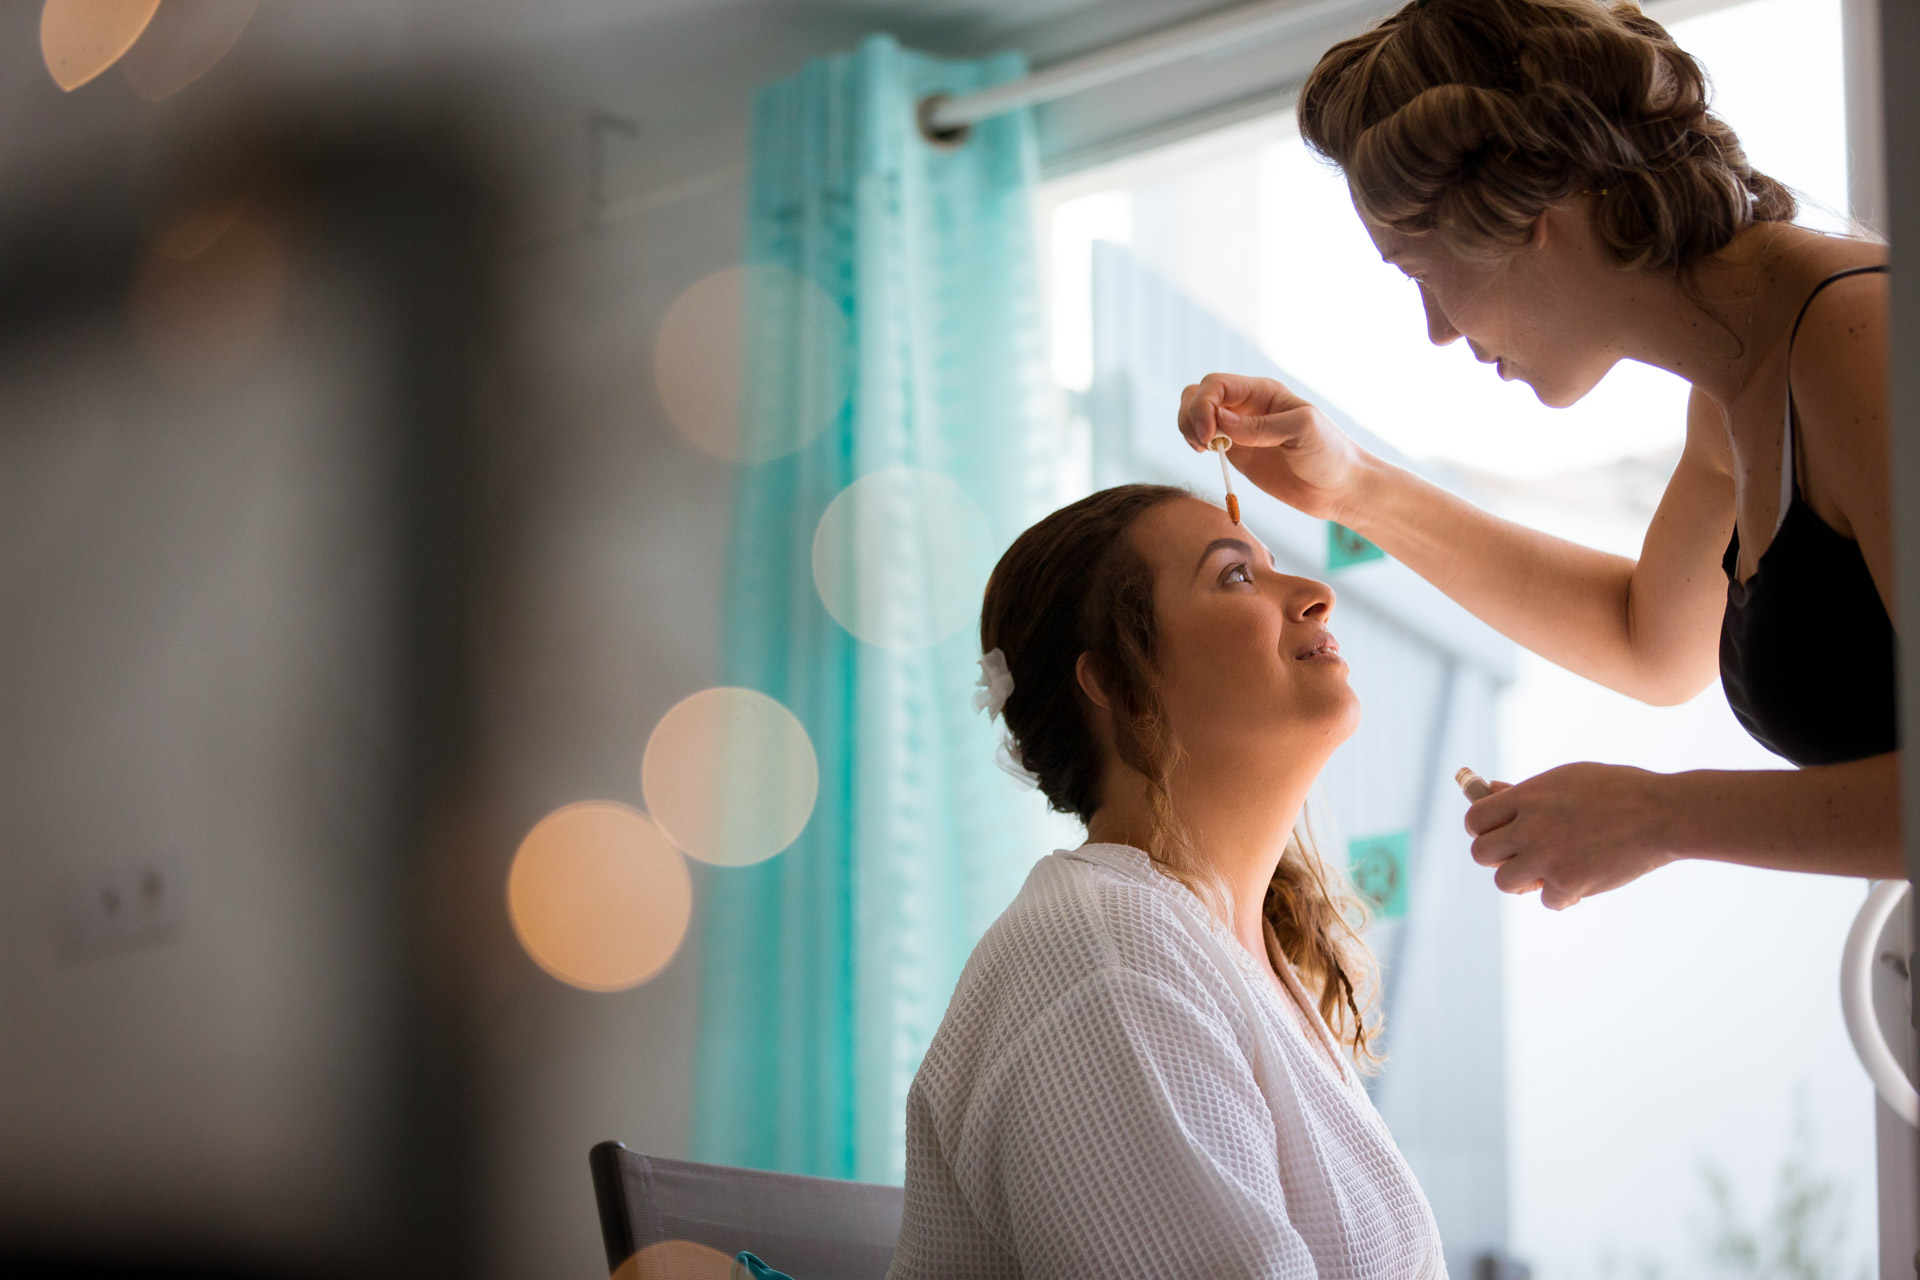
[1177,372,1375,523]
[1463,763,1674,910]
[1467,757,1900,905]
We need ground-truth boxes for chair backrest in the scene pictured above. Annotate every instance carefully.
[589,1141,904,1280]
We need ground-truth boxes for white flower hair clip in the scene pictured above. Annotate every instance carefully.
[973,648,1038,789]
[973,648,1015,722]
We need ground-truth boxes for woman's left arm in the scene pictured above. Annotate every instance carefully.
[1466,755,1901,909]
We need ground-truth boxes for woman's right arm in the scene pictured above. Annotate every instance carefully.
[1178,373,1735,705]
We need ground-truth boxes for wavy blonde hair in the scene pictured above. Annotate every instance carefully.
[980,485,1382,1067]
[1298,0,1795,273]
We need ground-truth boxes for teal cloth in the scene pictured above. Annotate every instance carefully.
[692,34,1053,1183]
[732,1253,793,1280]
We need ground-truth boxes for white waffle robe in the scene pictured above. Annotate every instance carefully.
[888,843,1446,1280]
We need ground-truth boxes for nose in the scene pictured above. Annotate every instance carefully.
[1279,574,1336,623]
[1419,282,1459,347]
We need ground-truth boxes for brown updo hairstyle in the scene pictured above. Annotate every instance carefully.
[981,484,1379,1065]
[1298,0,1795,275]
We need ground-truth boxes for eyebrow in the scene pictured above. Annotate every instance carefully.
[1193,537,1257,580]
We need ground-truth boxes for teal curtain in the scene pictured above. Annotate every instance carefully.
[693,35,1054,1183]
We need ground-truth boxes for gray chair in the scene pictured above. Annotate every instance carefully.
[589,1141,904,1280]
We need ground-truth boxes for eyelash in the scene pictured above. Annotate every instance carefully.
[1221,562,1254,587]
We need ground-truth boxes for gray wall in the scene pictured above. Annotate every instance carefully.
[0,9,788,1279]
[1,263,410,1270]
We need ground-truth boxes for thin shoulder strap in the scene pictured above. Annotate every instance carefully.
[1779,264,1889,521]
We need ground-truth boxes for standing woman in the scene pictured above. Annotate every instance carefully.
[1179,0,1901,908]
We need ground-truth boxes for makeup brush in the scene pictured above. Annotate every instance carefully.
[1208,435,1239,524]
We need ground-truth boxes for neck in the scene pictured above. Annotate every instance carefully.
[1085,748,1320,965]
[1583,222,1808,406]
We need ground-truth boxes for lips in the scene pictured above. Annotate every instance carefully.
[1472,343,1513,381]
[1293,631,1341,661]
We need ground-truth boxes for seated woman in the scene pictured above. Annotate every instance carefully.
[887,484,1444,1279]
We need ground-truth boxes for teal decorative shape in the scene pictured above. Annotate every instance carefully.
[1348,831,1410,919]
[1327,522,1385,570]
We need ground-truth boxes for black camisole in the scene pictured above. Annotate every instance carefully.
[1719,265,1896,768]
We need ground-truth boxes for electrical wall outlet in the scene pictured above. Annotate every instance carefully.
[58,858,183,962]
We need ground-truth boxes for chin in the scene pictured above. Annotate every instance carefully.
[1525,378,1582,409]
[1522,362,1611,409]
[1330,686,1362,742]
[1305,683,1362,746]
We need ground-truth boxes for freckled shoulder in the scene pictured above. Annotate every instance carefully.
[1786,268,1891,546]
[1787,268,1889,420]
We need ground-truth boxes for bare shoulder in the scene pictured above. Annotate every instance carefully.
[1788,265,1887,447]
[1788,261,1889,378]
[1778,232,1887,350]
[1786,247,1890,541]
[1772,226,1887,292]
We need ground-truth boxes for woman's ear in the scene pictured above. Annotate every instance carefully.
[1533,198,1586,254]
[1075,652,1123,756]
[1074,652,1112,713]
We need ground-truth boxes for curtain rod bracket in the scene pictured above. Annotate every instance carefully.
[916,95,971,149]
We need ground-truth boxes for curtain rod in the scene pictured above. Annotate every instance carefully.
[918,0,1374,140]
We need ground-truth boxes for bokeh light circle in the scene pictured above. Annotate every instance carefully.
[642,688,818,868]
[653,264,848,462]
[507,802,692,992]
[612,1240,737,1280]
[118,0,259,102]
[40,0,160,91]
[811,468,994,650]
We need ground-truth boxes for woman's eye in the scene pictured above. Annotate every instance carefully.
[1222,563,1254,586]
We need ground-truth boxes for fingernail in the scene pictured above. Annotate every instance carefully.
[1218,409,1240,425]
